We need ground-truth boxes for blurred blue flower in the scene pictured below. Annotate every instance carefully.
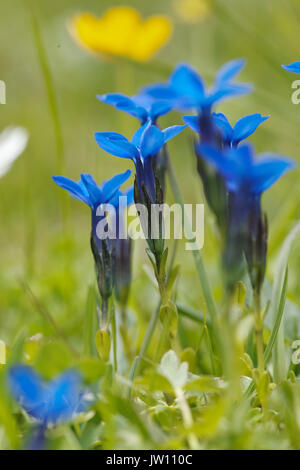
[199,142,295,195]
[199,143,295,291]
[97,92,173,125]
[95,123,186,201]
[183,112,269,147]
[142,59,252,112]
[282,62,300,73]
[8,365,87,426]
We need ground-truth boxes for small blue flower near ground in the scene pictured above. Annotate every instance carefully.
[97,92,173,125]
[8,365,86,426]
[183,112,269,147]
[142,59,252,112]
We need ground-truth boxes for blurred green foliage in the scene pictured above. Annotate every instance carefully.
[1,0,300,450]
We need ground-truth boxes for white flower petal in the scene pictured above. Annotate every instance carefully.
[0,127,29,177]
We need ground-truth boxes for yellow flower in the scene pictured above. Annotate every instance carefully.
[70,6,173,62]
[173,0,210,24]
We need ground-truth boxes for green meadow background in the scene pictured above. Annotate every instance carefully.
[1,0,300,361]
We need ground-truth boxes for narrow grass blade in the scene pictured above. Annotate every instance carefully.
[272,221,300,383]
[29,10,64,174]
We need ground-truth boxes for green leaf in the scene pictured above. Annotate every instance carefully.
[233,281,247,311]
[167,265,180,295]
[95,329,111,363]
[159,300,178,341]
[271,221,300,383]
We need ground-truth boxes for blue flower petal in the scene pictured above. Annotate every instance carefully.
[140,125,165,160]
[215,58,246,85]
[252,156,296,193]
[43,370,84,424]
[98,93,148,122]
[101,170,132,203]
[212,113,233,142]
[141,83,177,101]
[232,113,270,144]
[97,93,129,106]
[131,122,149,147]
[95,132,139,160]
[9,365,46,419]
[170,63,205,102]
[52,176,90,206]
[9,366,86,425]
[198,143,254,192]
[162,125,187,144]
[80,174,103,208]
[182,115,199,133]
[150,101,173,121]
[208,83,253,107]
[116,101,147,122]
[282,62,300,74]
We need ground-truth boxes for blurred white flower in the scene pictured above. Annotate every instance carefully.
[0,127,28,178]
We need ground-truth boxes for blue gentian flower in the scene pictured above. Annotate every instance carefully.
[199,143,294,195]
[142,59,252,112]
[95,123,185,265]
[97,92,172,125]
[53,170,132,314]
[183,112,269,147]
[8,365,87,426]
[94,123,186,202]
[282,62,300,73]
[53,170,131,252]
[199,142,295,291]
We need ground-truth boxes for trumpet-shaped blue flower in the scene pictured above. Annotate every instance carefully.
[200,143,295,291]
[142,59,252,112]
[53,170,131,211]
[53,170,131,250]
[282,62,300,73]
[53,170,132,308]
[199,142,295,195]
[97,92,172,125]
[183,112,269,147]
[8,365,87,426]
[95,123,186,201]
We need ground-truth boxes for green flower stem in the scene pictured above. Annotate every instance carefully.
[175,387,199,450]
[110,302,118,373]
[254,291,265,374]
[166,155,221,346]
[101,297,109,329]
[29,9,69,228]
